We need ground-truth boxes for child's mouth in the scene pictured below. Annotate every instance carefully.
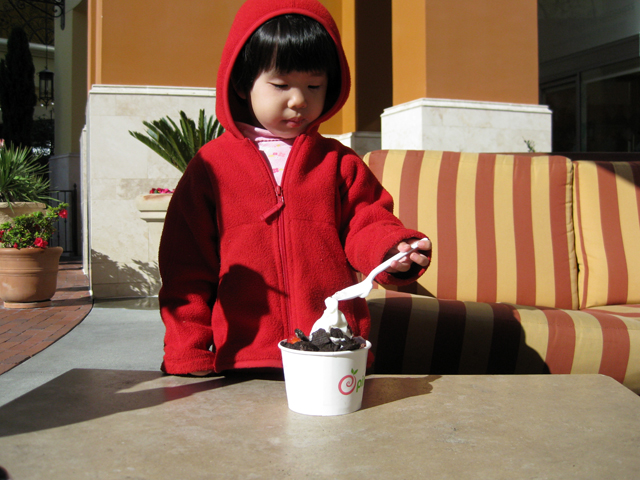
[285,117,305,128]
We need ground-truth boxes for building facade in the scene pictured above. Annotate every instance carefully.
[539,0,640,153]
[46,0,640,298]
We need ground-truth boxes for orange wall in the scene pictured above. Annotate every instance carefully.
[88,0,349,134]
[87,0,539,135]
[392,0,428,103]
[89,0,242,88]
[338,0,356,133]
[392,0,539,105]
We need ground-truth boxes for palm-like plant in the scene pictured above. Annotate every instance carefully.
[0,144,50,203]
[129,109,224,173]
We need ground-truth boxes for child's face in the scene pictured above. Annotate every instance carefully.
[242,69,328,138]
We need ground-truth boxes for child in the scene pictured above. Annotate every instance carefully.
[159,0,432,376]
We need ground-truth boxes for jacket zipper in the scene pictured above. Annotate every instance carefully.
[275,186,291,336]
[259,185,284,221]
[255,141,293,338]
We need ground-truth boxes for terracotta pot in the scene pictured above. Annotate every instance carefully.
[0,246,63,308]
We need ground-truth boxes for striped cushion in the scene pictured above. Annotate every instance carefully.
[367,290,640,394]
[573,161,640,308]
[363,150,579,309]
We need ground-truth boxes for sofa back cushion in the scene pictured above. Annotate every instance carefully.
[573,161,640,308]
[363,150,578,309]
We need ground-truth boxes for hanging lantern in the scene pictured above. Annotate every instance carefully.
[39,68,54,107]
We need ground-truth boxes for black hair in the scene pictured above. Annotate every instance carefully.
[232,14,341,113]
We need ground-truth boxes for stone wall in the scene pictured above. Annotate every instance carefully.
[83,85,216,298]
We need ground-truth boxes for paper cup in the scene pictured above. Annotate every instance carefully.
[278,340,371,416]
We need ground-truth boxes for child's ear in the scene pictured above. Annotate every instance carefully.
[233,82,247,100]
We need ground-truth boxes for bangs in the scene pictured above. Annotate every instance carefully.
[258,15,338,76]
[232,14,341,109]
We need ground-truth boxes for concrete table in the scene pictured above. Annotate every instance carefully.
[0,371,638,479]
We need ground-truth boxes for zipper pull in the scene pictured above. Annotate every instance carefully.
[260,186,285,221]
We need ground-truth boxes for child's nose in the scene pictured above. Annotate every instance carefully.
[288,89,307,109]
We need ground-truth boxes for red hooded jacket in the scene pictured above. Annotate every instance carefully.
[158,0,428,374]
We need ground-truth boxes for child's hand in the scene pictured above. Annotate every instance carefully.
[384,237,432,274]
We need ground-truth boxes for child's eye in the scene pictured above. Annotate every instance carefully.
[309,85,321,90]
[271,83,288,89]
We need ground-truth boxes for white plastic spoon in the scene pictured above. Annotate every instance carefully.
[332,237,429,301]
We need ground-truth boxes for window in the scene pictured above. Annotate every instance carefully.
[583,68,640,152]
[542,81,578,152]
[541,59,640,152]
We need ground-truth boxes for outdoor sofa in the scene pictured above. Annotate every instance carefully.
[363,150,640,394]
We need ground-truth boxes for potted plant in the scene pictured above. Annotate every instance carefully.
[130,109,224,224]
[130,110,224,264]
[129,109,224,173]
[0,203,68,308]
[0,143,51,224]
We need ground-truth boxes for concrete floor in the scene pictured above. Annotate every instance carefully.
[0,297,165,407]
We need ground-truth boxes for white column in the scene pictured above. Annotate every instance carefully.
[84,85,216,298]
[325,131,381,157]
[381,98,552,153]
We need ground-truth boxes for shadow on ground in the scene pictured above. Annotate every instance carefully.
[0,369,260,437]
[360,375,441,410]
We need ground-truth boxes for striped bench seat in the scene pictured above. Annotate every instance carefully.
[367,290,640,393]
[363,151,640,394]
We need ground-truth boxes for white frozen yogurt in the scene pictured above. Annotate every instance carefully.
[310,296,351,339]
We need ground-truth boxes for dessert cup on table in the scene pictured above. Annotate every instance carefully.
[278,339,371,416]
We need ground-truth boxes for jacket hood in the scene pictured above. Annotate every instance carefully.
[216,0,351,138]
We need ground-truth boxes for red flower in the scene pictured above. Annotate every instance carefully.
[149,188,157,194]
[59,209,68,219]
[34,237,48,248]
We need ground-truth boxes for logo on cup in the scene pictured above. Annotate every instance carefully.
[338,368,365,395]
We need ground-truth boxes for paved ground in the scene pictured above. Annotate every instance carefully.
[0,260,93,375]
[0,260,166,407]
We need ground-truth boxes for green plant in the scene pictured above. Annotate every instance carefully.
[0,202,67,249]
[129,109,224,173]
[524,139,536,153]
[0,143,50,203]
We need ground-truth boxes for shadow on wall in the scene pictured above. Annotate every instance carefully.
[90,250,161,298]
